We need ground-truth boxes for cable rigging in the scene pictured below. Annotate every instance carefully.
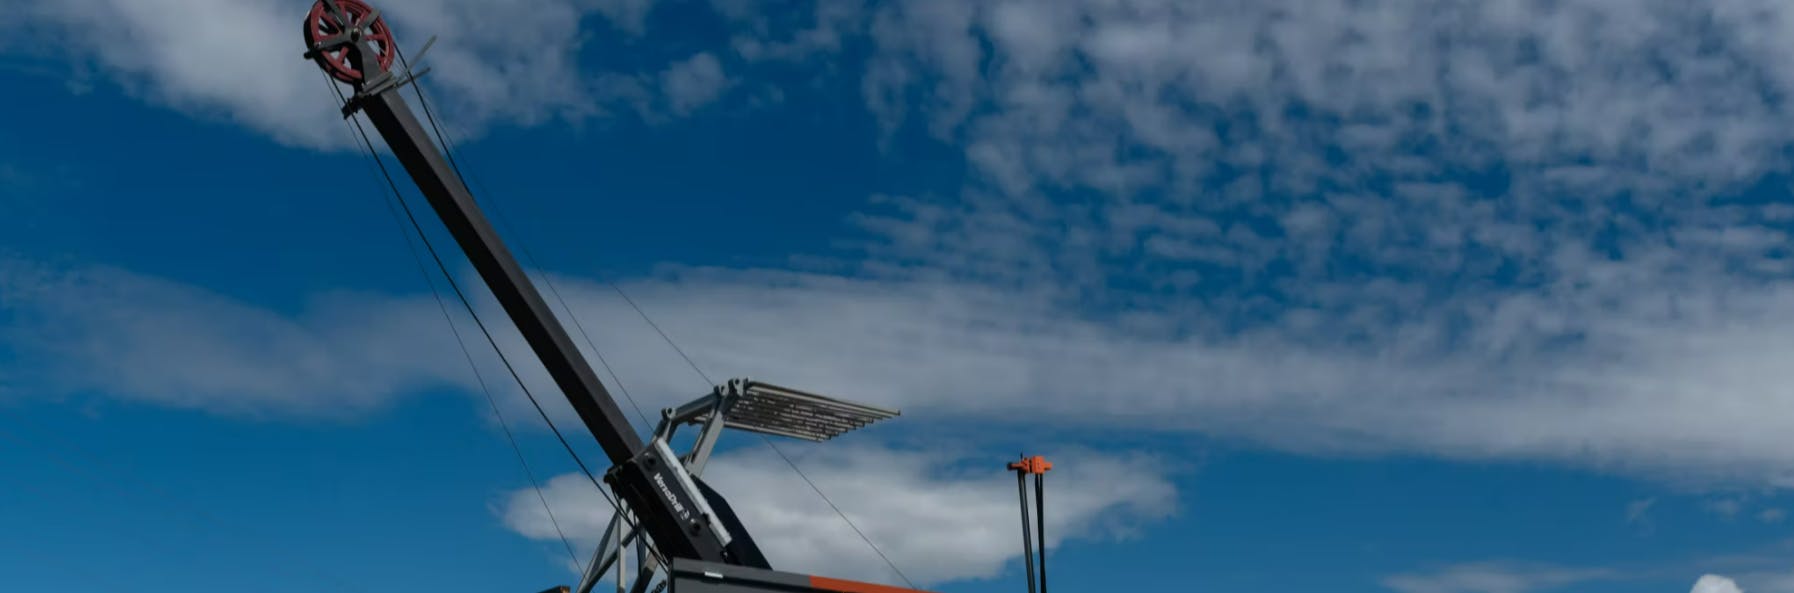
[394,45,658,436]
[322,71,668,569]
[380,47,685,578]
[384,60,918,587]
[623,289,920,590]
[325,71,585,572]
[391,65,919,589]
[325,73,584,570]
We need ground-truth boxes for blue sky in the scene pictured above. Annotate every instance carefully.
[8,1,1794,592]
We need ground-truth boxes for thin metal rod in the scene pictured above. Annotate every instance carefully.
[578,514,622,593]
[1035,472,1047,593]
[629,534,656,593]
[588,526,645,584]
[1016,472,1037,593]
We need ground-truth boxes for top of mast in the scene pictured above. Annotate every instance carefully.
[301,0,647,466]
[302,0,394,85]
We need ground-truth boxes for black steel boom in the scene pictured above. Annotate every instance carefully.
[303,0,751,567]
[358,62,645,467]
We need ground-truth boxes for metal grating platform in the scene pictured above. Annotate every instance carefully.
[721,381,900,442]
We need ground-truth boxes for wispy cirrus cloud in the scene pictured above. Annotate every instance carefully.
[833,0,1794,486]
[855,0,1794,296]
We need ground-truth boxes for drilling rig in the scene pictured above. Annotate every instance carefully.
[301,2,930,591]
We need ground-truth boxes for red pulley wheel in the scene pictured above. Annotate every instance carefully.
[304,0,396,85]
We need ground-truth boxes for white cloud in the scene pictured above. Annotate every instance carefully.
[831,0,1794,488]
[499,445,1176,586]
[717,0,868,62]
[1383,563,1610,593]
[659,53,730,115]
[1727,568,1794,593]
[867,0,1794,197]
[30,257,1794,488]
[1679,555,1794,593]
[1759,508,1787,524]
[33,0,1794,585]
[501,471,612,545]
[590,0,657,35]
[22,0,1794,493]
[7,0,347,148]
[851,0,1794,298]
[0,260,473,417]
[0,0,662,149]
[1709,498,1747,520]
[498,269,1794,489]
[1695,575,1746,593]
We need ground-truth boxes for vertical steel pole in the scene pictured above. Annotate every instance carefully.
[1016,471,1037,593]
[1035,472,1047,593]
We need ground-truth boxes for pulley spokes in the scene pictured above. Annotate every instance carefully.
[303,0,395,85]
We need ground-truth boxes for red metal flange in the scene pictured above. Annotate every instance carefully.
[303,0,396,85]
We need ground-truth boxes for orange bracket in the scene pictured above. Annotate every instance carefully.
[1007,455,1053,475]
